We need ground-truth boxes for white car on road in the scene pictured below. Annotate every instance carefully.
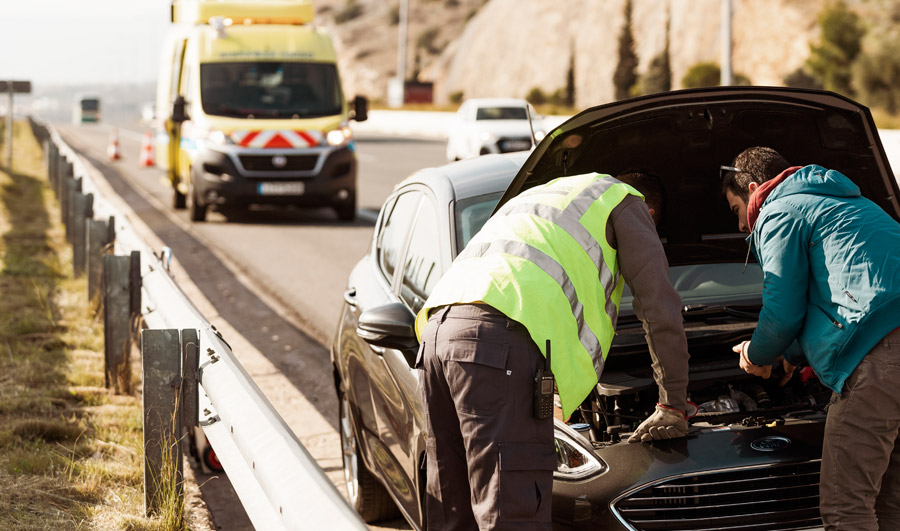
[445,98,544,162]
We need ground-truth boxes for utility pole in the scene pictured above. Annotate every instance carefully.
[721,0,733,86]
[389,0,409,108]
[1,80,32,171]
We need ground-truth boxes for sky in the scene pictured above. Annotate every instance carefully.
[1,0,170,86]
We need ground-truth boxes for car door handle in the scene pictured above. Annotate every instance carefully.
[344,287,357,307]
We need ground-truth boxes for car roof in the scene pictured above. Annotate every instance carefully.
[464,98,530,108]
[399,152,530,202]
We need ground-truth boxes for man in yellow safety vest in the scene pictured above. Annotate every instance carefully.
[414,171,692,530]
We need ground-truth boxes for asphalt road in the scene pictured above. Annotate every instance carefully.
[56,122,446,530]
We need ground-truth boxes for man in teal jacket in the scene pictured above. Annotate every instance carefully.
[722,146,900,531]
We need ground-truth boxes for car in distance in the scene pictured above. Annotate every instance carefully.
[332,87,899,529]
[445,97,544,162]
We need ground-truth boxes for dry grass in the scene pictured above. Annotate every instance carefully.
[0,122,195,530]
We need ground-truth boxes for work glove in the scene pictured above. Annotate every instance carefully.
[628,404,689,443]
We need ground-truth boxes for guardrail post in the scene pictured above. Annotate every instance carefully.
[181,329,199,431]
[103,254,132,393]
[130,250,142,329]
[140,329,184,516]
[71,193,93,277]
[63,176,81,243]
[46,141,57,191]
[57,155,72,204]
[87,216,113,304]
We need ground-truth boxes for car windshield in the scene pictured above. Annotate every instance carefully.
[619,262,764,314]
[454,191,504,252]
[200,62,343,119]
[80,99,99,111]
[476,106,528,120]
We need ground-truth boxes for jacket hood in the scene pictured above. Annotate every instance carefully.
[766,164,862,204]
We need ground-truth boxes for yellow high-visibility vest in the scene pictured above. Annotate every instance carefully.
[416,173,642,418]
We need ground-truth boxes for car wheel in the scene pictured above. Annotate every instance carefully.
[339,391,398,522]
[202,444,224,473]
[173,188,186,209]
[334,194,356,222]
[189,182,207,222]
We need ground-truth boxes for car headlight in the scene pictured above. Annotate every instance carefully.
[534,130,546,142]
[326,126,353,146]
[479,131,495,143]
[554,421,608,480]
[203,129,233,146]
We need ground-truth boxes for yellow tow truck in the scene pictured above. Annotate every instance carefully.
[156,0,367,221]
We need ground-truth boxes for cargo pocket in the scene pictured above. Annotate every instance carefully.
[497,442,556,523]
[444,338,509,416]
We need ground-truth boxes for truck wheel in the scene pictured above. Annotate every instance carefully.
[189,185,207,222]
[339,391,398,522]
[334,202,356,222]
[173,189,186,210]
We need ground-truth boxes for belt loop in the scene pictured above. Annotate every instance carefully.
[439,305,453,324]
[506,316,517,330]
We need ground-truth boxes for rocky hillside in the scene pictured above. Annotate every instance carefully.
[316,0,881,108]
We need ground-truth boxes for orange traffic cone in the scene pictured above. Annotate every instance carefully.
[107,128,121,161]
[138,130,155,167]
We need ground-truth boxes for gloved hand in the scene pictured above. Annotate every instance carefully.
[628,404,689,443]
[734,340,797,386]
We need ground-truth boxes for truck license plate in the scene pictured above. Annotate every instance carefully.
[258,182,305,195]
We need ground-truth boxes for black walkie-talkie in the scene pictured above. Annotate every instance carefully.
[534,339,555,419]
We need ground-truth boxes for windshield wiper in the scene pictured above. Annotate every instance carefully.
[682,304,759,320]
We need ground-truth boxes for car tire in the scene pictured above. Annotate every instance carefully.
[339,391,398,522]
[189,182,207,222]
[202,444,224,473]
[334,194,356,222]
[173,188,186,210]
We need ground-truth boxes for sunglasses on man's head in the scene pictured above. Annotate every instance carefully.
[719,165,743,180]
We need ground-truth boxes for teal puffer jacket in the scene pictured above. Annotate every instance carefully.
[747,164,900,394]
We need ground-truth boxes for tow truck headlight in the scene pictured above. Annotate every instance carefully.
[203,129,233,146]
[326,126,353,146]
[553,422,607,480]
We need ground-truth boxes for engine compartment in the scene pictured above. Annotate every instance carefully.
[564,354,832,446]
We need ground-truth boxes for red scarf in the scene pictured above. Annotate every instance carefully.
[747,166,803,231]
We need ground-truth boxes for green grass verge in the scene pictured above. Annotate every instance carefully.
[0,122,189,530]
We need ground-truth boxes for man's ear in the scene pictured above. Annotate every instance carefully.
[748,182,760,194]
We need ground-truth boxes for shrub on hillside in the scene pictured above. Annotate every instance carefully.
[805,0,865,96]
[335,0,364,24]
[449,91,465,104]
[682,62,751,89]
[784,68,823,90]
[526,87,547,105]
[852,39,900,114]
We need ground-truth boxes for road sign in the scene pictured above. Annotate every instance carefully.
[0,81,31,93]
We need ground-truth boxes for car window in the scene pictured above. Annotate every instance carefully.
[476,106,528,120]
[377,191,421,282]
[454,191,504,253]
[400,199,442,313]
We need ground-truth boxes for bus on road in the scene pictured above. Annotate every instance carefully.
[73,95,101,123]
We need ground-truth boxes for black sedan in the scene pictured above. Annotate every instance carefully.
[331,87,900,530]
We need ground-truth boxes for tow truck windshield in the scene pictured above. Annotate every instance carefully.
[200,61,343,119]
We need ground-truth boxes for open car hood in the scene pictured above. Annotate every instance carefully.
[498,87,900,257]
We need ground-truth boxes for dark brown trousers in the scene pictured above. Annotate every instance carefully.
[418,304,555,530]
[820,328,900,530]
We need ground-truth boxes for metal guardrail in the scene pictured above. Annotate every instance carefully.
[32,118,365,530]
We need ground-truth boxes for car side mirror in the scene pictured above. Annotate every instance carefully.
[357,302,418,352]
[351,95,368,122]
[172,95,189,124]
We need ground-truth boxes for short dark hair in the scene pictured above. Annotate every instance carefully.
[721,146,792,201]
[616,170,666,219]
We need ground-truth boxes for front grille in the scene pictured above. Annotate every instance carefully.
[238,154,318,172]
[613,460,823,531]
[497,136,533,153]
